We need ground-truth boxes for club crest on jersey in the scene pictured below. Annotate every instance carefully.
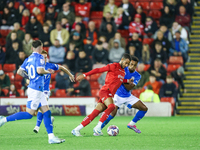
[40,59,44,65]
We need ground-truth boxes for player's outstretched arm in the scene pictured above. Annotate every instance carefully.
[58,65,75,82]
[37,68,53,74]
[17,68,29,79]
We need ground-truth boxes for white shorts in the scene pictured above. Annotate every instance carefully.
[44,91,50,101]
[27,88,48,110]
[113,94,140,108]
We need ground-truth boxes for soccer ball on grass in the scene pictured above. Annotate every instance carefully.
[107,125,119,136]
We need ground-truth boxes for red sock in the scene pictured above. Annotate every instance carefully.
[99,104,115,123]
[81,109,100,127]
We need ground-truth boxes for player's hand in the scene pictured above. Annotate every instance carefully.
[128,79,133,83]
[48,69,55,74]
[76,74,85,82]
[69,75,75,82]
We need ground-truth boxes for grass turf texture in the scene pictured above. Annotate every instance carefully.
[0,116,200,150]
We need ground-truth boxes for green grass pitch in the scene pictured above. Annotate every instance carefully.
[0,116,200,150]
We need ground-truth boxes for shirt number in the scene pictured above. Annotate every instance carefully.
[26,65,36,79]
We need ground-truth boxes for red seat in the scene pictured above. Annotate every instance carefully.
[0,38,6,46]
[82,21,88,29]
[167,64,181,74]
[73,82,80,88]
[14,2,20,9]
[3,64,16,72]
[90,11,103,19]
[51,72,57,81]
[160,97,175,115]
[17,89,25,97]
[91,19,102,30]
[143,38,154,45]
[90,73,102,81]
[56,89,67,97]
[2,89,9,96]
[148,10,162,19]
[117,30,129,38]
[89,81,100,89]
[5,72,15,83]
[24,2,31,10]
[144,64,150,71]
[169,56,183,66]
[14,81,22,89]
[91,89,100,97]
[0,30,10,37]
[0,64,2,70]
[135,2,150,10]
[131,89,142,98]
[150,2,163,10]
[49,83,55,90]
[43,47,49,53]
[114,1,121,6]
[15,74,23,81]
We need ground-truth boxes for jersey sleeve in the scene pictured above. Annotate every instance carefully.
[48,63,59,71]
[133,74,141,86]
[36,55,45,69]
[20,58,28,70]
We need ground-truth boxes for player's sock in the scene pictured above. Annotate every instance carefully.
[98,104,115,128]
[130,110,147,125]
[74,124,84,131]
[6,112,33,122]
[36,112,43,127]
[81,109,100,127]
[101,115,114,129]
[43,110,53,134]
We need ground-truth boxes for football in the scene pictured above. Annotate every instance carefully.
[107,125,119,136]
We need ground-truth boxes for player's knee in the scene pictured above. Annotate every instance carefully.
[26,112,33,119]
[108,104,115,111]
[142,106,148,112]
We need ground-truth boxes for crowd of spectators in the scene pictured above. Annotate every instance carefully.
[0,0,193,101]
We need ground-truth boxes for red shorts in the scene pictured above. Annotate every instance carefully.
[98,89,113,103]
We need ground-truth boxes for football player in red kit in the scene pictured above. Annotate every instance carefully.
[72,53,132,136]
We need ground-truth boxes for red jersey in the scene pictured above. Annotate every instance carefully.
[85,63,126,95]
[75,3,91,17]
[129,21,144,36]
[30,2,46,13]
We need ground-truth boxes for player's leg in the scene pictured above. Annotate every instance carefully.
[72,102,106,136]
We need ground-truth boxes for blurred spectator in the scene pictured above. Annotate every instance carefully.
[21,78,29,96]
[0,1,6,12]
[100,12,117,33]
[160,6,174,28]
[99,36,108,50]
[30,0,46,14]
[175,6,191,32]
[52,0,63,12]
[1,7,17,29]
[109,39,125,62]
[169,31,188,64]
[83,21,98,46]
[114,7,124,29]
[39,23,51,47]
[21,9,30,28]
[49,39,65,64]
[129,14,144,37]
[69,32,83,50]
[108,32,126,51]
[170,22,189,44]
[103,0,118,17]
[140,84,160,103]
[92,41,109,64]
[25,15,42,38]
[141,44,150,64]
[0,45,5,64]
[71,16,86,35]
[6,31,22,51]
[75,0,91,22]
[127,33,142,54]
[57,3,75,26]
[141,73,162,95]
[148,58,167,82]
[67,72,91,96]
[32,7,44,25]
[61,17,70,31]
[151,41,167,65]
[75,50,92,73]
[176,0,193,16]
[50,21,69,46]
[6,41,21,65]
[100,23,116,42]
[153,25,173,42]
[16,51,26,69]
[98,72,107,87]
[7,84,20,98]
[151,30,171,55]
[126,43,141,61]
[55,64,71,89]
[7,22,25,42]
[45,19,54,32]
[22,33,33,56]
[134,63,149,89]
[144,17,158,38]
[18,3,25,22]
[7,1,19,19]
[45,4,58,26]
[0,84,6,97]
[91,0,105,11]
[165,0,177,14]
[136,6,146,25]
[159,75,177,101]
[65,51,76,73]
[68,41,79,58]
[84,37,94,56]
[0,70,11,89]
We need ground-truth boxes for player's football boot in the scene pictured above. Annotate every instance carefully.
[48,136,65,144]
[0,116,5,127]
[93,132,103,136]
[71,129,82,136]
[93,126,103,135]
[33,126,40,133]
[51,116,54,124]
[127,123,141,133]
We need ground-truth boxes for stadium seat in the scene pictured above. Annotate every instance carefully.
[3,64,16,72]
[49,83,55,90]
[73,82,80,88]
[43,47,49,53]
[17,89,25,97]
[2,89,9,96]
[15,74,23,81]
[143,38,154,45]
[5,72,15,83]
[89,81,100,89]
[148,10,162,19]
[150,2,163,10]
[0,38,6,46]
[14,2,20,9]
[24,2,31,10]
[131,89,142,98]
[167,64,181,74]
[91,89,100,97]
[56,89,67,97]
[0,64,2,70]
[114,1,121,6]
[82,21,88,29]
[117,30,129,38]
[169,56,184,66]
[0,30,10,37]
[91,19,102,30]
[90,73,102,81]
[160,97,175,115]
[51,72,57,81]
[144,64,150,71]
[14,81,22,89]
[135,2,150,10]
[90,11,103,19]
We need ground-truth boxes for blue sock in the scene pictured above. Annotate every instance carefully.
[6,112,33,122]
[43,110,53,134]
[132,110,147,123]
[101,115,114,129]
[36,112,43,127]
